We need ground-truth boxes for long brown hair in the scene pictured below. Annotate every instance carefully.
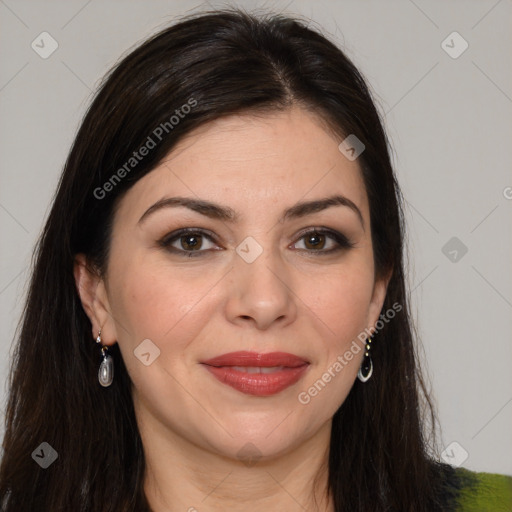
[0,8,460,511]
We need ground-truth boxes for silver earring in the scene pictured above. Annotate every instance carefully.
[357,336,373,383]
[96,329,114,387]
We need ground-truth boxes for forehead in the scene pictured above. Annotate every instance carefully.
[114,107,368,225]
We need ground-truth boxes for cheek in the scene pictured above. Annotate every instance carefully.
[108,259,220,365]
[300,263,375,343]
[294,269,372,419]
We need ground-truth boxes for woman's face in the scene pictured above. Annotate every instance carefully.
[82,106,389,463]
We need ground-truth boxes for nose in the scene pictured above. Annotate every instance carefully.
[224,245,298,331]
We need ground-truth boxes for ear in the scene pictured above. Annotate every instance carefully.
[366,268,393,332]
[73,254,118,346]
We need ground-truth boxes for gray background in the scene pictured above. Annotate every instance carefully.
[1,0,511,474]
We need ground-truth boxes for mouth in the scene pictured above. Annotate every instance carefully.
[224,366,289,373]
[200,351,310,396]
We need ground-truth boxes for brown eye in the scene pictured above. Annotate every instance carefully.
[180,234,203,251]
[292,228,355,254]
[159,228,219,257]
[303,232,326,250]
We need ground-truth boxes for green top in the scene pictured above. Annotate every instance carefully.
[455,467,512,511]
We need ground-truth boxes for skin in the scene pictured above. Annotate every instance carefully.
[75,106,391,511]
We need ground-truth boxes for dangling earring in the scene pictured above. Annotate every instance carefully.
[96,329,114,387]
[357,335,373,383]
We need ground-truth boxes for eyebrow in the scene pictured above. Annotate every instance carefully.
[138,194,364,230]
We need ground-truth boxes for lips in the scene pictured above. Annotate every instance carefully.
[200,351,310,396]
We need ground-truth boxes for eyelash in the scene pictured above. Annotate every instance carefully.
[158,227,355,258]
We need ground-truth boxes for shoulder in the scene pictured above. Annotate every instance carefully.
[451,466,512,512]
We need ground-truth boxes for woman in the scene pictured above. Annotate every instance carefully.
[0,8,510,511]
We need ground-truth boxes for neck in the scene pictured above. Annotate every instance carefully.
[135,401,334,511]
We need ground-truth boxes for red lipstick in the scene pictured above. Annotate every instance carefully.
[200,351,310,396]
